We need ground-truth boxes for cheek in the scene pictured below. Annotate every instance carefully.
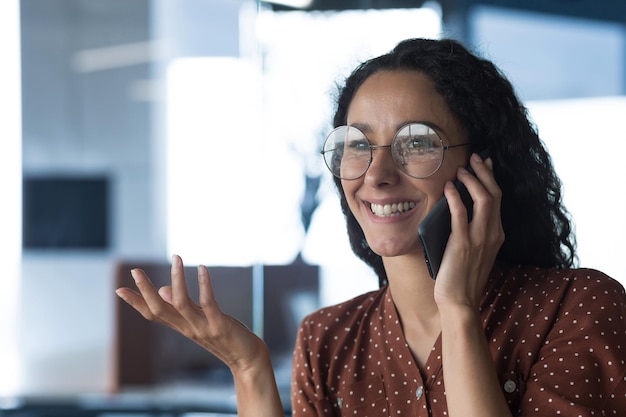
[426,159,465,198]
[424,176,450,201]
[341,180,357,201]
[341,181,363,217]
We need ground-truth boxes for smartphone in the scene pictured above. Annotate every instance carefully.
[418,149,490,279]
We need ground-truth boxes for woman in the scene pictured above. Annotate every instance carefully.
[116,38,626,416]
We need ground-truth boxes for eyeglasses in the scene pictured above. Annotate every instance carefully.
[321,122,470,180]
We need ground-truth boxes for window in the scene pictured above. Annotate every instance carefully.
[166,6,443,305]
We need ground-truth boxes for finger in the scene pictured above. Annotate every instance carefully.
[444,179,472,243]
[170,255,195,309]
[197,265,222,321]
[469,154,500,197]
[158,286,173,304]
[195,265,237,360]
[115,273,168,321]
[129,268,190,331]
[115,287,153,317]
[467,155,503,229]
[461,155,505,258]
[197,265,253,336]
[447,166,496,254]
[130,268,168,308]
[457,159,497,223]
[170,255,205,326]
[195,265,257,364]
[484,155,494,170]
[171,254,190,298]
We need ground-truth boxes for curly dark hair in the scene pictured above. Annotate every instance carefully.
[330,38,577,287]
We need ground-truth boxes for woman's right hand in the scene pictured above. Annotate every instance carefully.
[116,255,284,416]
[115,254,268,375]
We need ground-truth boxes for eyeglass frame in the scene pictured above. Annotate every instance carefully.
[320,122,471,180]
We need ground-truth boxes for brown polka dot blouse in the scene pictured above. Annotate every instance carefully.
[291,263,626,416]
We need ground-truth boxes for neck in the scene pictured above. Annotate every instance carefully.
[384,254,442,369]
[383,255,440,331]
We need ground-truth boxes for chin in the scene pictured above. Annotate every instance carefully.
[366,239,419,258]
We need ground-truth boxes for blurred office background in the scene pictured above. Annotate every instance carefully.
[1,0,625,414]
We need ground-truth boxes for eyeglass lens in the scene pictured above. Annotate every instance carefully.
[322,123,445,180]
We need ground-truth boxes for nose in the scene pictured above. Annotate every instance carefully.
[363,145,401,187]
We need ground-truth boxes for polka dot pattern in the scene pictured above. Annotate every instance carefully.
[290,263,626,416]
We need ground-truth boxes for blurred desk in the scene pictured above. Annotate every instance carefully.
[0,387,237,417]
[0,378,292,417]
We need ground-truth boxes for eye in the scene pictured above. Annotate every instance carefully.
[406,135,437,153]
[347,139,370,152]
[395,123,441,155]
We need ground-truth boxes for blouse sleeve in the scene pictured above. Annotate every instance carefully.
[291,317,333,417]
[517,271,626,416]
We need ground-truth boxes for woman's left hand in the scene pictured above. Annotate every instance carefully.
[433,152,505,310]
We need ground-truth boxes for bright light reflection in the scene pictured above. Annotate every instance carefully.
[167,7,443,304]
[166,57,304,266]
[528,97,626,286]
[0,0,22,395]
[256,7,442,305]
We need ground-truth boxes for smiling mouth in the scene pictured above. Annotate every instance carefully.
[370,201,416,217]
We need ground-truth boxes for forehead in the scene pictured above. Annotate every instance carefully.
[346,70,458,135]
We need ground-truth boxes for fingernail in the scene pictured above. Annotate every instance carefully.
[472,152,484,162]
[115,289,126,300]
[130,269,139,282]
[172,254,181,266]
[458,167,469,175]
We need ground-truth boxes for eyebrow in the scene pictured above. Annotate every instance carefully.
[349,120,447,136]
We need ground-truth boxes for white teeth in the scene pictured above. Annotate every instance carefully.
[370,201,416,217]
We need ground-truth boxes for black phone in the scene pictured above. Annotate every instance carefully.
[418,149,490,279]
